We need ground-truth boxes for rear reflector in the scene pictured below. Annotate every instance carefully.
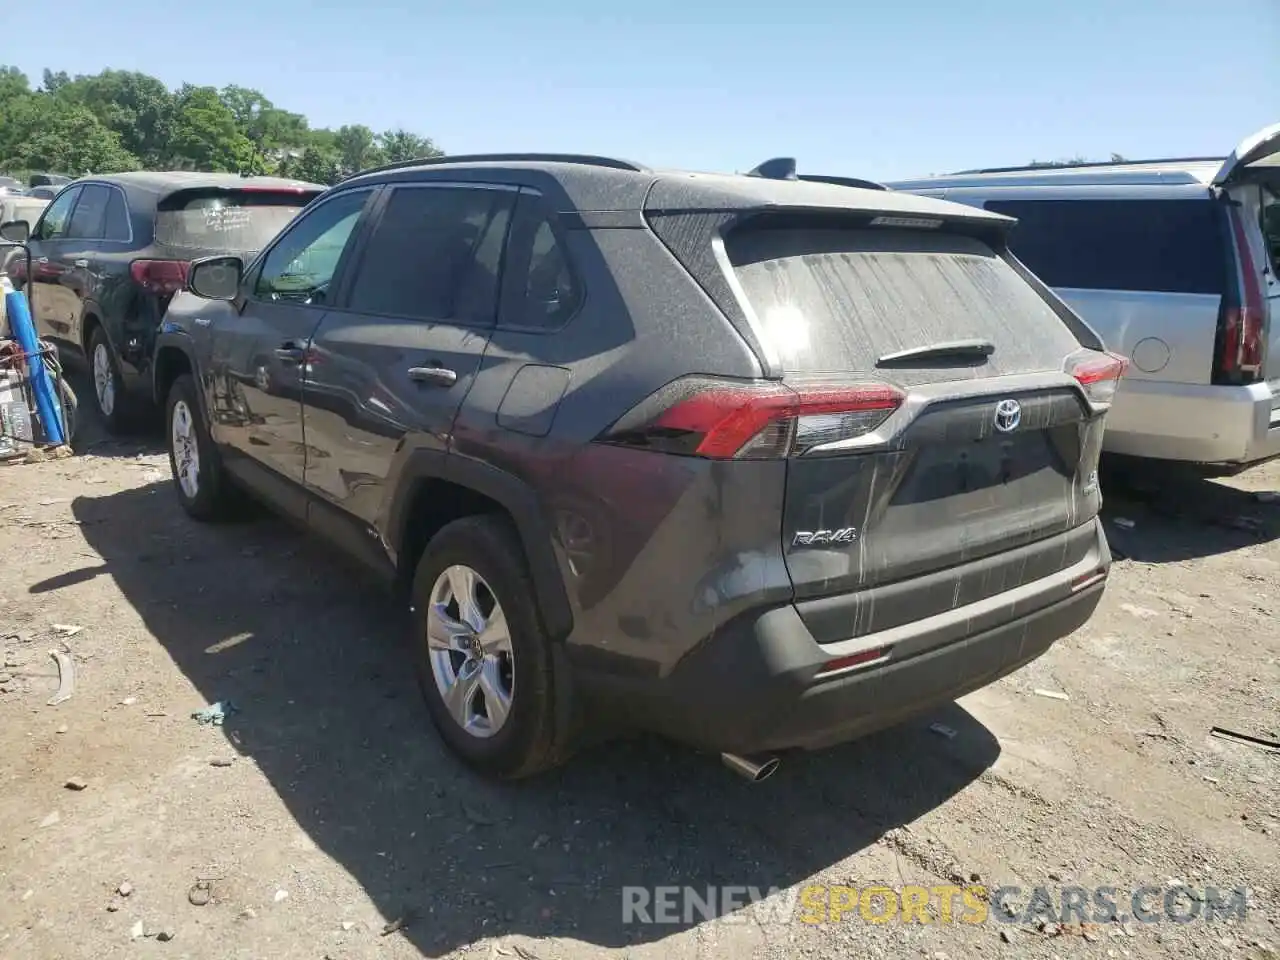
[1066,351,1128,405]
[1071,569,1108,592]
[816,646,892,678]
[1215,207,1267,385]
[599,377,905,459]
[130,259,190,295]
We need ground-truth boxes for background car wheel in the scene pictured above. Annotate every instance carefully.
[410,515,568,779]
[166,374,234,521]
[88,327,132,434]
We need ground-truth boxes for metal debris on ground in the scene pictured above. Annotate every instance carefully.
[929,722,958,739]
[1112,517,1136,529]
[1210,726,1280,754]
[47,650,74,705]
[50,624,82,636]
[1033,688,1070,702]
[191,701,237,725]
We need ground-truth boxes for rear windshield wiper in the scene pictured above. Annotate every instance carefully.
[875,338,995,367]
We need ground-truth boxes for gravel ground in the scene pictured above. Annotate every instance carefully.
[0,385,1277,960]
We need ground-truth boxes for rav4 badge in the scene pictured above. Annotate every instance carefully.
[792,528,859,547]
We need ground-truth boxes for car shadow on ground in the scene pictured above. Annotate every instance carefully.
[43,479,1002,955]
[1098,456,1280,564]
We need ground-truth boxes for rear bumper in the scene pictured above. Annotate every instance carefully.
[1103,378,1280,468]
[579,519,1109,755]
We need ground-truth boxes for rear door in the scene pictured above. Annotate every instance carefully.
[301,182,514,556]
[56,183,113,343]
[720,215,1106,603]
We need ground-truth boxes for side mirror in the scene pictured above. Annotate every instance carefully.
[0,220,30,244]
[188,255,244,301]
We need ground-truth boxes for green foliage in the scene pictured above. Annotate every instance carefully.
[0,65,442,185]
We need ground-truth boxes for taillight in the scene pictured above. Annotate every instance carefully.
[130,259,190,295]
[1215,208,1267,385]
[598,377,905,459]
[1066,351,1128,405]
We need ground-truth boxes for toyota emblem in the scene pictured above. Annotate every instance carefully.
[993,399,1022,433]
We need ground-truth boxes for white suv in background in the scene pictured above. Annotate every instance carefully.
[890,123,1280,474]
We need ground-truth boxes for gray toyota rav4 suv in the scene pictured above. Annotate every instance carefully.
[154,153,1121,780]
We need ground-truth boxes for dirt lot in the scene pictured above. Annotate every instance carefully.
[0,392,1277,960]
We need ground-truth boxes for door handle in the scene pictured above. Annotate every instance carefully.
[275,347,305,363]
[74,259,88,268]
[407,365,458,387]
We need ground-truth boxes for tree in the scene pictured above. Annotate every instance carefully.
[59,70,175,165]
[333,124,384,178]
[0,94,138,174]
[378,129,442,164]
[0,64,442,182]
[166,84,255,172]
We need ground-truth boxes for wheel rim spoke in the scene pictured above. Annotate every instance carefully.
[447,565,485,633]
[477,656,512,729]
[477,603,511,655]
[426,602,470,651]
[443,660,481,727]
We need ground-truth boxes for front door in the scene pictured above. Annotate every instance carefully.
[206,187,375,515]
[302,182,515,559]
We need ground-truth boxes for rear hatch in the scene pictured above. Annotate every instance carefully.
[646,195,1118,631]
[1213,124,1280,397]
[138,184,323,311]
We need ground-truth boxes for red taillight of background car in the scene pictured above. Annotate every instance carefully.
[598,377,905,459]
[130,259,190,295]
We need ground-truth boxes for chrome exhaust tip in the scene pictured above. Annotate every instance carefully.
[721,752,781,783]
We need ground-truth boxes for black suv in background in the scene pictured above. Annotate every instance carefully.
[0,172,324,431]
[155,153,1122,781]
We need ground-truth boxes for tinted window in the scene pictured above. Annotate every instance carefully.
[725,220,1080,385]
[503,193,581,330]
[104,188,130,241]
[346,186,514,325]
[67,185,111,239]
[255,190,369,304]
[35,187,81,241]
[985,199,1226,295]
[156,189,320,254]
[1261,186,1279,273]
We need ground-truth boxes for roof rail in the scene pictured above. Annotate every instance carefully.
[950,156,1225,176]
[798,173,888,191]
[347,152,650,181]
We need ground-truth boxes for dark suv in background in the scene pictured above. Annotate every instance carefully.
[0,172,324,431]
[154,153,1122,781]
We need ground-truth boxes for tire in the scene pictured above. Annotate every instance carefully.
[56,375,77,445]
[87,326,132,434]
[410,515,568,779]
[165,373,234,521]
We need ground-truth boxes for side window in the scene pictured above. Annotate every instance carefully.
[254,189,370,304]
[345,186,514,325]
[103,188,131,242]
[1260,186,1279,274]
[985,199,1226,295]
[501,193,581,330]
[34,187,82,241]
[67,185,111,239]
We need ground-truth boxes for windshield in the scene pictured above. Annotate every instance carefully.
[155,189,318,254]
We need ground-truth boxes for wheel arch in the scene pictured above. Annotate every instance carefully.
[388,451,574,642]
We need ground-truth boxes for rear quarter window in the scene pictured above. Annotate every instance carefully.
[725,222,1081,384]
[985,198,1227,295]
[155,189,318,254]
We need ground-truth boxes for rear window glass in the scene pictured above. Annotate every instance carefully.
[155,190,318,254]
[725,224,1080,384]
[985,199,1226,295]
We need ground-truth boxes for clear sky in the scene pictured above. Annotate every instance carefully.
[8,0,1278,180]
